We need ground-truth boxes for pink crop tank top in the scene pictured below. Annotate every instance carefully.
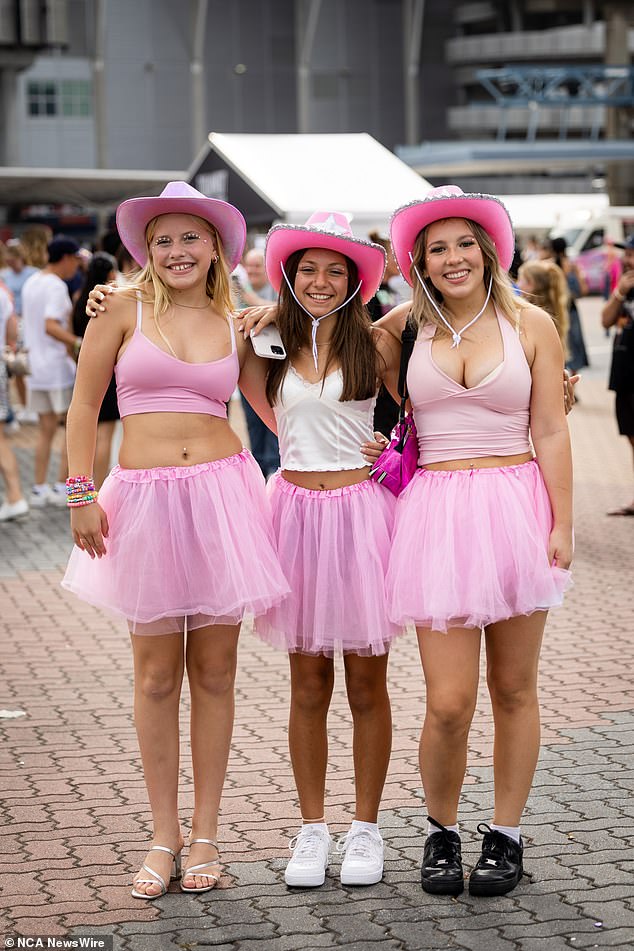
[407,307,533,465]
[115,296,239,418]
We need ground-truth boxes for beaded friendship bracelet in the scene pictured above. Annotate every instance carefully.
[66,475,97,508]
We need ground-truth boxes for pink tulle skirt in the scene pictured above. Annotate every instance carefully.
[254,474,402,657]
[62,450,290,635]
[387,460,572,632]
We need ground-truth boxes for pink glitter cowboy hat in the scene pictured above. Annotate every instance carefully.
[116,181,247,271]
[265,211,386,304]
[390,185,515,282]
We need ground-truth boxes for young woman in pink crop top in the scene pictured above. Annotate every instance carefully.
[240,212,404,888]
[61,183,289,899]
[371,186,573,898]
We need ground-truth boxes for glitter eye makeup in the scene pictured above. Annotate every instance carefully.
[153,231,210,248]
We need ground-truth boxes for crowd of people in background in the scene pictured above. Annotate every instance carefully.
[0,215,631,523]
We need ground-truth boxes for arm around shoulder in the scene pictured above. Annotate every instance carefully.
[373,325,402,404]
[372,300,411,341]
[237,336,278,433]
[524,305,573,552]
[70,291,131,398]
[523,304,567,434]
[67,292,132,470]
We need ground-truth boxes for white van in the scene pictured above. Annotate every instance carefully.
[550,208,634,293]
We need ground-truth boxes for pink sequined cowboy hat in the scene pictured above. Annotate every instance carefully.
[116,181,247,271]
[265,211,386,303]
[390,184,515,282]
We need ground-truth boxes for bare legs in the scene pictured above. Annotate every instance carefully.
[0,426,25,503]
[486,614,545,825]
[131,632,183,896]
[130,622,240,896]
[288,652,391,823]
[417,612,546,826]
[417,627,480,826]
[344,653,391,822]
[183,624,239,888]
[288,654,333,821]
[34,411,67,484]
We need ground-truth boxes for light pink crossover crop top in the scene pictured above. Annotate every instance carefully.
[407,308,533,465]
[115,296,239,418]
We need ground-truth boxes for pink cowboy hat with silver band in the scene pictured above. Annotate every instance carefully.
[116,181,247,271]
[265,211,386,303]
[390,184,515,282]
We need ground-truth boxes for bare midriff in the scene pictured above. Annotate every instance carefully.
[118,413,243,469]
[281,466,371,491]
[423,451,534,471]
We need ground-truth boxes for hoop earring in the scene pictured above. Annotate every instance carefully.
[211,255,219,264]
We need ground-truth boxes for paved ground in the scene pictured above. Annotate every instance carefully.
[1,298,633,950]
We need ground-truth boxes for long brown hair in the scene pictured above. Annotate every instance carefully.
[122,214,234,318]
[265,249,379,405]
[410,218,521,334]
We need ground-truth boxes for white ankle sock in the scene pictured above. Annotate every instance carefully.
[302,821,328,833]
[490,823,521,844]
[427,821,459,837]
[350,819,379,834]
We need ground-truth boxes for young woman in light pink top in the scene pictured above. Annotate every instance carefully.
[63,182,288,900]
[374,186,573,898]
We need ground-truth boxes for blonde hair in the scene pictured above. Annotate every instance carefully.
[409,218,521,334]
[518,259,570,350]
[122,214,234,318]
[21,226,51,268]
[6,241,30,265]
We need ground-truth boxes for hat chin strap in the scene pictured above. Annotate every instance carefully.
[280,262,362,372]
[408,252,492,348]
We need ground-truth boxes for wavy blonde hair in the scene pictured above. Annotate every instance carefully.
[122,214,234,318]
[518,259,570,352]
[409,218,521,334]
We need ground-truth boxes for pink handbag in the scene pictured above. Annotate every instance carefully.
[369,411,418,496]
[369,319,418,496]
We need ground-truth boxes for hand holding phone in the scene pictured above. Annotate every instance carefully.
[249,324,287,360]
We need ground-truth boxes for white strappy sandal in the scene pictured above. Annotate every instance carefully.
[181,837,221,893]
[131,844,182,899]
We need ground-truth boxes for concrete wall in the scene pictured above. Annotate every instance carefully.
[8,0,454,171]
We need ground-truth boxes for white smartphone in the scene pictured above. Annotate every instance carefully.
[249,324,287,360]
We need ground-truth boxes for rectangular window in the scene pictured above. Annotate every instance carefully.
[27,79,92,117]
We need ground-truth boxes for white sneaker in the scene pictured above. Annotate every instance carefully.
[16,408,39,424]
[338,827,384,885]
[29,486,52,508]
[49,484,67,507]
[284,825,331,887]
[4,419,20,435]
[0,498,29,522]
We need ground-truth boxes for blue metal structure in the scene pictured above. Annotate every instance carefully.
[476,66,634,108]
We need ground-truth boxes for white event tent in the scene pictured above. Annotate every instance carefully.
[187,132,433,236]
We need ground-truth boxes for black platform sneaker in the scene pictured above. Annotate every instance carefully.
[468,823,524,897]
[420,816,464,896]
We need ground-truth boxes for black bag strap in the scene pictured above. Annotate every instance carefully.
[397,315,417,421]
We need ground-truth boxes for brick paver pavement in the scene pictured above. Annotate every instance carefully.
[1,299,632,950]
